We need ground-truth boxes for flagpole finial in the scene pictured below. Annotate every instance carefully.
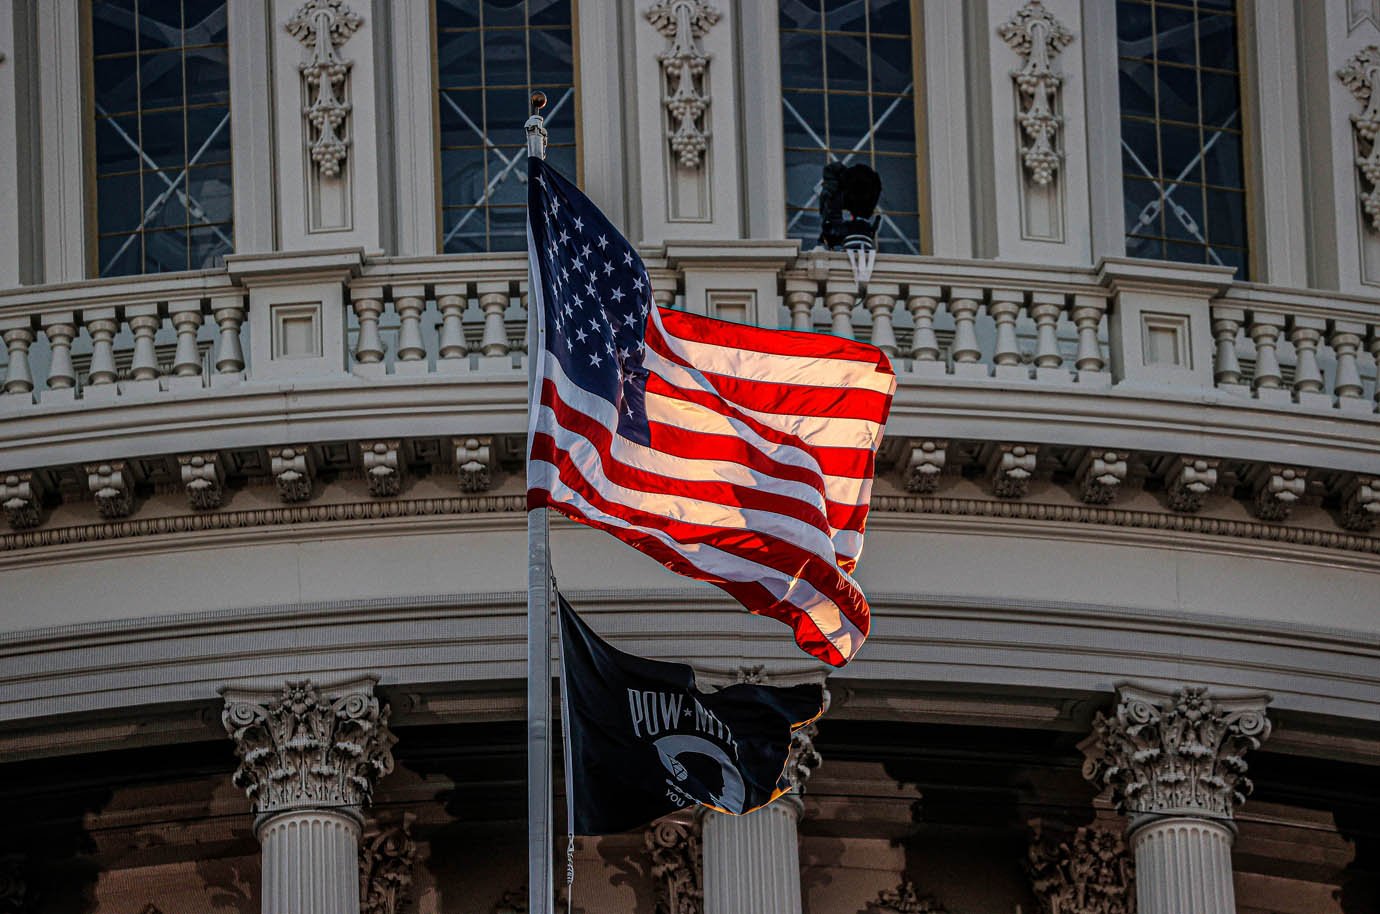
[526,92,549,160]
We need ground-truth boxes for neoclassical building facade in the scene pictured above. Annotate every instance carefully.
[0,1,1376,913]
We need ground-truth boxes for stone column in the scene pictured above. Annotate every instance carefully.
[1082,685,1272,914]
[702,698,823,914]
[223,679,397,914]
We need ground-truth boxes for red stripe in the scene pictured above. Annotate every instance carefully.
[541,384,835,540]
[530,433,870,635]
[658,306,897,373]
[685,369,893,423]
[530,488,849,666]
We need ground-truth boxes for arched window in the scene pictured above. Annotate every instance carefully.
[1118,0,1248,276]
[91,0,233,276]
[779,0,922,255]
[436,0,576,253]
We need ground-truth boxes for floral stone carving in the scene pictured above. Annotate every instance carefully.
[1083,685,1271,822]
[1340,45,1380,230]
[360,816,416,914]
[646,817,702,914]
[286,0,363,178]
[646,0,721,169]
[1027,821,1135,914]
[222,679,396,815]
[999,0,1075,186]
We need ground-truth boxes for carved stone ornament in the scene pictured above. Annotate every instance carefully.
[1339,46,1380,231]
[1083,685,1271,822]
[454,436,493,492]
[360,815,416,914]
[179,452,226,510]
[1165,456,1218,513]
[999,0,1075,187]
[1077,451,1129,506]
[1027,821,1135,914]
[986,443,1039,499]
[645,817,703,914]
[860,882,950,914]
[361,440,402,497]
[222,679,397,816]
[1341,475,1379,531]
[86,461,133,519]
[286,0,362,179]
[905,439,948,494]
[1248,464,1307,522]
[271,446,315,503]
[645,0,721,169]
[0,472,42,530]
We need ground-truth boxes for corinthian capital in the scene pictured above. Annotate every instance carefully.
[1083,685,1270,823]
[222,679,397,816]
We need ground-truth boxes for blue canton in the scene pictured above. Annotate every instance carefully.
[529,157,653,446]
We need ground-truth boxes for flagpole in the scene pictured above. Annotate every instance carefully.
[525,93,554,914]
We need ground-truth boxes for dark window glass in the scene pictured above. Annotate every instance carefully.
[92,0,232,277]
[437,0,576,253]
[1117,0,1248,276]
[779,0,922,254]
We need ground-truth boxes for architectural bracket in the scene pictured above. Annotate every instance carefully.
[286,0,363,179]
[86,461,134,519]
[179,453,226,511]
[999,0,1075,187]
[0,472,44,530]
[645,0,721,169]
[904,439,949,494]
[1338,45,1380,231]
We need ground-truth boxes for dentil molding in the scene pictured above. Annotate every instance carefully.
[645,0,720,169]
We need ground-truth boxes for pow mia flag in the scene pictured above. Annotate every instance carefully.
[558,593,825,835]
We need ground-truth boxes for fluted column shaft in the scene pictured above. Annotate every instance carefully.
[1130,817,1236,914]
[703,798,803,914]
[259,808,363,914]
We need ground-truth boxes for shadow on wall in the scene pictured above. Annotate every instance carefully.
[1335,802,1380,914]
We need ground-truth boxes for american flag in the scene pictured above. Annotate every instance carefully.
[525,158,895,667]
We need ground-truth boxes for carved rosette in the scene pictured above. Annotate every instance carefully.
[646,0,721,169]
[645,817,703,914]
[1027,821,1135,914]
[286,0,362,179]
[1083,686,1271,824]
[360,816,416,914]
[222,680,397,818]
[861,882,950,914]
[999,0,1075,187]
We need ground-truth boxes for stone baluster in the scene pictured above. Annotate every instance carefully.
[1247,312,1287,402]
[1071,295,1109,382]
[168,300,205,389]
[0,321,34,396]
[1288,316,1328,407]
[990,290,1024,379]
[222,679,396,914]
[784,279,818,332]
[1210,306,1246,393]
[1331,319,1367,411]
[351,286,386,378]
[435,285,469,373]
[703,693,823,914]
[948,288,986,377]
[84,309,120,398]
[477,282,511,367]
[211,294,246,383]
[392,285,428,376]
[906,285,943,376]
[41,314,77,395]
[864,283,900,356]
[1029,293,1066,381]
[824,280,856,340]
[126,304,161,386]
[1083,685,1271,914]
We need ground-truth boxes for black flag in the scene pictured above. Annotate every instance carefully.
[558,593,825,835]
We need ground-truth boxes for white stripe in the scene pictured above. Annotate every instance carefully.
[656,324,895,396]
[531,458,865,660]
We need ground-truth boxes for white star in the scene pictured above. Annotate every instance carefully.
[605,341,615,356]
[535,173,545,187]
[610,287,625,303]
[623,250,634,266]
[561,266,570,282]
[602,260,614,276]
[597,234,609,249]
[581,243,593,259]
[572,294,583,308]
[558,229,570,245]
[624,401,635,418]
[589,352,602,367]
[632,276,645,292]
[574,326,588,343]
[586,281,597,297]
[551,198,561,215]
[574,216,584,232]
[589,317,601,332]
[625,312,637,327]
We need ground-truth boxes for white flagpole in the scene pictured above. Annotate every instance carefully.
[525,93,554,914]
